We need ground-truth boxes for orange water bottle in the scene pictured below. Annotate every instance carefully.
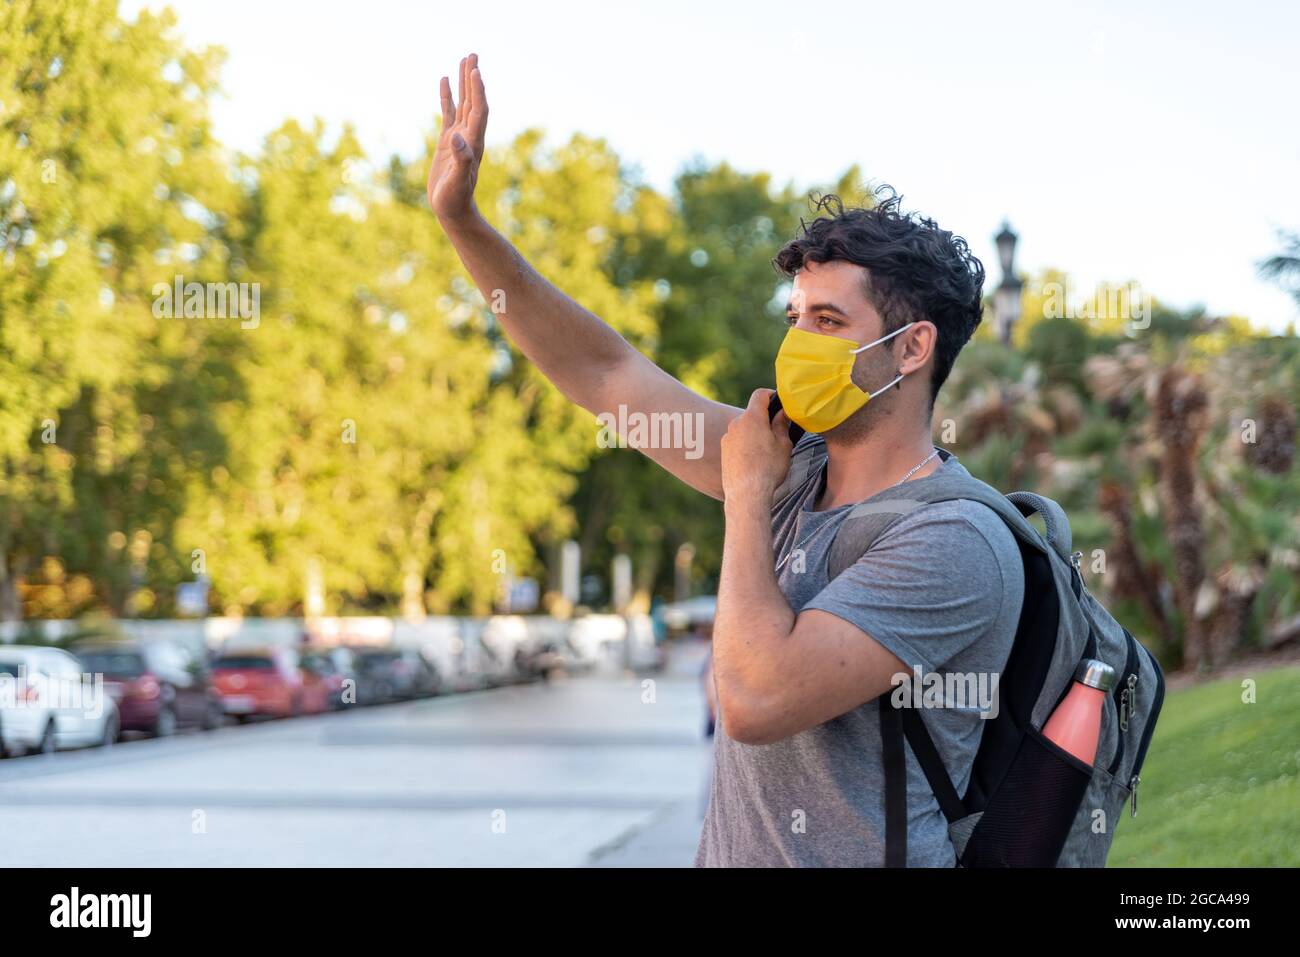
[1042,659,1116,765]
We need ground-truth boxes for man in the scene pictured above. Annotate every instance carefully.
[429,54,1023,866]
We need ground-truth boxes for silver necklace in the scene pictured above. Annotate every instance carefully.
[775,447,941,575]
[898,447,941,484]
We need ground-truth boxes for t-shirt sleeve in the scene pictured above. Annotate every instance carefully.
[772,432,826,508]
[801,502,1014,675]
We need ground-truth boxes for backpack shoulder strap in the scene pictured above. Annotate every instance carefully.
[826,449,1049,581]
[1004,491,1076,566]
[879,697,908,867]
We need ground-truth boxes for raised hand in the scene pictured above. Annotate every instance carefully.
[427,53,488,223]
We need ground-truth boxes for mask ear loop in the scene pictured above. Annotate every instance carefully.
[851,322,915,399]
[849,321,915,355]
[866,372,905,400]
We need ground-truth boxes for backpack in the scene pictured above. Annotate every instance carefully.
[780,444,1166,867]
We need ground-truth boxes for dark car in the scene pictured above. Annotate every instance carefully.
[400,648,441,698]
[351,647,440,703]
[343,648,394,705]
[514,639,564,682]
[76,641,223,737]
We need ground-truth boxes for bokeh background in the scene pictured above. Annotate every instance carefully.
[1,0,1297,866]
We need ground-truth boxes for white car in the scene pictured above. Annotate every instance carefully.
[662,595,717,633]
[0,645,120,756]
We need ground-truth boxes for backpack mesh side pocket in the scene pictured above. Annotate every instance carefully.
[960,725,1091,867]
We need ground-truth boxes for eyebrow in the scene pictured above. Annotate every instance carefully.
[786,300,849,317]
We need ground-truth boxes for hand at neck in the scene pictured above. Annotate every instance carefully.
[816,418,940,511]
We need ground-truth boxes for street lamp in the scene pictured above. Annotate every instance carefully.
[993,221,1023,346]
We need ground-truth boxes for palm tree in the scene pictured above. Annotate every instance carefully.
[1260,231,1300,307]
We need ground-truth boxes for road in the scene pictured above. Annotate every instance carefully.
[0,648,712,867]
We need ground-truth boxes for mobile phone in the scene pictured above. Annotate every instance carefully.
[767,392,806,445]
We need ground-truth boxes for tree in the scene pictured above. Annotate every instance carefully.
[0,0,233,618]
[1260,230,1300,308]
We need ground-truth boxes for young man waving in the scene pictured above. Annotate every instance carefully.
[430,54,1023,867]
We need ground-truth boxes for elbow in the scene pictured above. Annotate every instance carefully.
[716,682,784,746]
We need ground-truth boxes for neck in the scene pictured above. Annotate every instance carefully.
[816,416,938,511]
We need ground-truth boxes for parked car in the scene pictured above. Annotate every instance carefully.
[75,641,223,736]
[210,647,306,721]
[350,648,403,704]
[514,638,564,681]
[662,595,717,637]
[0,645,120,756]
[299,646,357,711]
[401,648,442,698]
[333,646,384,705]
[294,648,337,715]
[351,647,440,703]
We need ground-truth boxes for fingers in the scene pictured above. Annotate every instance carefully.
[465,53,477,114]
[460,54,477,126]
[439,75,454,133]
[466,54,480,136]
[456,56,467,125]
[450,131,473,166]
[746,387,775,415]
[469,62,488,153]
[441,55,482,146]
[770,409,792,445]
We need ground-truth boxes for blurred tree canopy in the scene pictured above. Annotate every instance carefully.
[2,1,1297,670]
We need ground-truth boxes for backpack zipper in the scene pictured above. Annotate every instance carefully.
[1119,673,1137,731]
[1107,630,1141,777]
[1127,649,1166,817]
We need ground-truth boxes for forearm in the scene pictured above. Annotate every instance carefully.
[438,211,636,412]
[712,495,795,728]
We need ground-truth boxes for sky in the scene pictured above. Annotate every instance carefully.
[122,0,1300,332]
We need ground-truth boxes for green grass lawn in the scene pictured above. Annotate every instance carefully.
[1108,664,1300,867]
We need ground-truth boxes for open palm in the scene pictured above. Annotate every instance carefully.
[427,53,488,222]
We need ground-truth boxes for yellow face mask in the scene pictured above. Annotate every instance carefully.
[774,323,915,434]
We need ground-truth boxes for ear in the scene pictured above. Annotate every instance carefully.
[896,321,937,376]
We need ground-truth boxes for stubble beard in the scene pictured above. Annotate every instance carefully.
[823,348,903,446]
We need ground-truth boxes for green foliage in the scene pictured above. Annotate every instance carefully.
[1,0,235,614]
[1109,666,1300,867]
[1024,315,1093,390]
[2,0,1297,644]
[0,2,652,617]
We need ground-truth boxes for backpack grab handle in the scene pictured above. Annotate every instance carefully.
[1007,491,1074,564]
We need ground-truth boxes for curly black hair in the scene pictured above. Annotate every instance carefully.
[773,186,985,402]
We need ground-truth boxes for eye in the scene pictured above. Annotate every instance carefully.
[784,313,799,326]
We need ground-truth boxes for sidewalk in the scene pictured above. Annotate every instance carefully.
[586,636,713,867]
[587,793,706,867]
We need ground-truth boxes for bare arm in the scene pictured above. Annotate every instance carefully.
[428,55,739,499]
[713,390,907,745]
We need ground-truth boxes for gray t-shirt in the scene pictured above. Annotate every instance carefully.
[695,435,1024,867]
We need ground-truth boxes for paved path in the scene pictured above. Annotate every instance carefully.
[0,648,713,867]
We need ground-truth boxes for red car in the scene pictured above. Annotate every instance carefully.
[77,641,223,736]
[300,646,353,712]
[211,647,310,722]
